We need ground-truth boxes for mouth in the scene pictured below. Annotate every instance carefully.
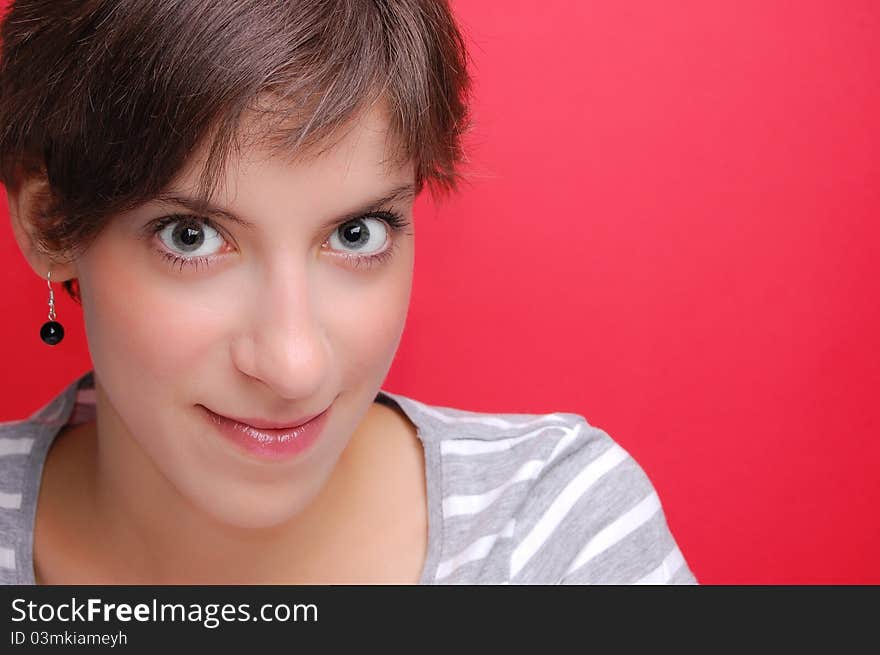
[208,409,326,431]
[198,404,331,462]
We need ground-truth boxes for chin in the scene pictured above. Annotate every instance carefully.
[190,484,321,531]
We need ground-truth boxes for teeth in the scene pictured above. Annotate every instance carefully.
[229,418,308,443]
[240,425,276,443]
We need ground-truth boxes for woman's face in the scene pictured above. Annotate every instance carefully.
[73,103,416,529]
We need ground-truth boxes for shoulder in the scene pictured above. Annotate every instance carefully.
[0,376,86,586]
[0,413,50,485]
[0,371,94,584]
[507,419,697,584]
[0,416,49,585]
[380,391,696,584]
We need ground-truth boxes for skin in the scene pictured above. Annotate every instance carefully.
[7,101,429,584]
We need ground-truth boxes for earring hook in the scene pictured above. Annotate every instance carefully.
[47,270,56,321]
[40,270,64,345]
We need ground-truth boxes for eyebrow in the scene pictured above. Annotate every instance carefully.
[152,182,418,230]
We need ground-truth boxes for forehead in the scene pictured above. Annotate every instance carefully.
[169,96,413,204]
[247,93,400,160]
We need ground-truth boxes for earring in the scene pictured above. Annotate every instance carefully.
[40,271,65,346]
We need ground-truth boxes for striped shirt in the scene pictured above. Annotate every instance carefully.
[0,370,697,584]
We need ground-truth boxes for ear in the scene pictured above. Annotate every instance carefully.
[4,173,78,283]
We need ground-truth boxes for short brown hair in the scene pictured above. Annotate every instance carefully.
[0,0,473,301]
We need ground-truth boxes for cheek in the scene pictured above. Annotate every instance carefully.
[322,249,414,383]
[78,245,220,383]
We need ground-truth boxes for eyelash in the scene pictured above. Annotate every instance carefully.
[143,209,412,273]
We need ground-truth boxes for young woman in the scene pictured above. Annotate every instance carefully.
[0,0,696,585]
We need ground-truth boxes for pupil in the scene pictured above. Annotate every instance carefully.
[341,220,369,248]
[174,223,204,250]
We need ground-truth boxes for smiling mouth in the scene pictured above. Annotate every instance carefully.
[203,407,327,431]
[198,404,332,461]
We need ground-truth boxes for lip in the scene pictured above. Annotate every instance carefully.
[213,410,325,430]
[199,404,331,462]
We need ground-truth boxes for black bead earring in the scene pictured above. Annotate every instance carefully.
[40,270,64,346]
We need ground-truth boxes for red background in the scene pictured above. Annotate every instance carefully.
[1,1,878,583]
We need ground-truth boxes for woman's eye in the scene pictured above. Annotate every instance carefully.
[156,217,226,258]
[145,209,407,273]
[327,217,389,255]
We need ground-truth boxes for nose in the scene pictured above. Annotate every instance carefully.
[231,266,329,401]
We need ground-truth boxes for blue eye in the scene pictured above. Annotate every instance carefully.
[156,216,225,258]
[141,214,231,272]
[144,208,411,273]
[321,210,412,269]
[327,217,389,255]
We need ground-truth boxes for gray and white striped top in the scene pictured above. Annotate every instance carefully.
[0,370,697,584]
